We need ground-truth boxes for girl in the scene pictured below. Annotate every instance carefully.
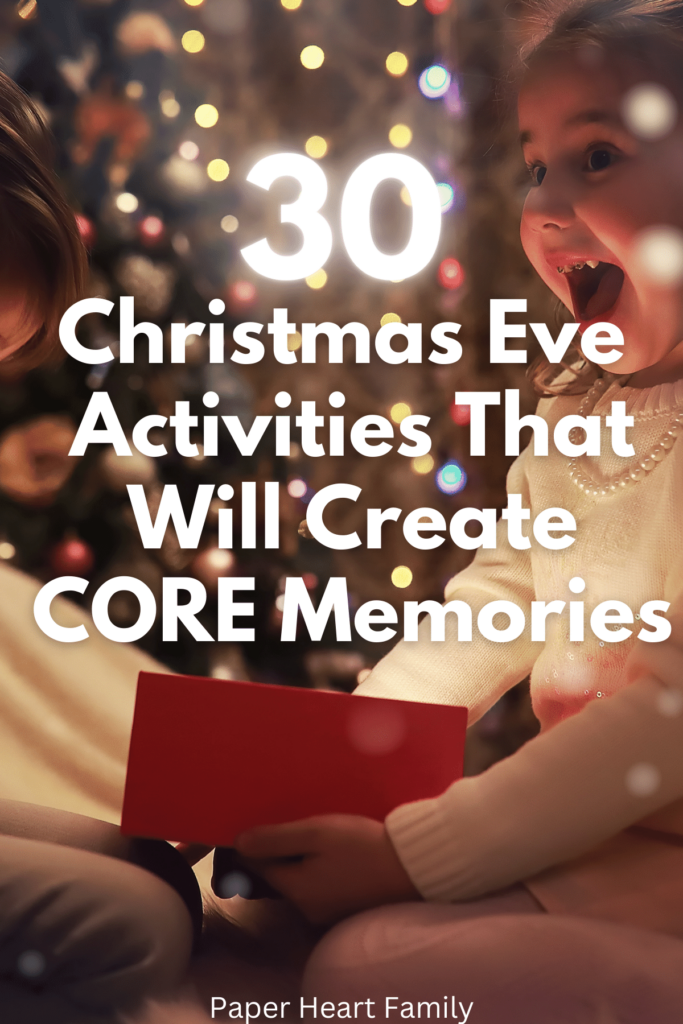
[0,71,200,1023]
[231,2,683,1019]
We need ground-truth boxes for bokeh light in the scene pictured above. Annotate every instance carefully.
[0,541,16,560]
[160,92,180,118]
[450,401,471,426]
[207,158,230,181]
[386,51,409,77]
[634,225,683,286]
[397,0,418,5]
[625,763,661,797]
[301,45,325,69]
[287,331,302,351]
[140,215,164,240]
[182,30,205,53]
[438,257,465,290]
[389,123,412,148]
[228,280,257,308]
[400,186,411,206]
[424,0,452,12]
[179,140,199,160]
[437,182,455,212]
[390,402,412,424]
[380,312,402,326]
[419,64,451,99]
[221,214,239,233]
[436,461,467,495]
[184,0,205,6]
[281,0,302,7]
[622,83,677,140]
[116,192,139,213]
[412,454,435,475]
[195,103,219,128]
[288,478,308,498]
[305,268,327,289]
[305,135,328,158]
[125,81,144,100]
[391,565,413,588]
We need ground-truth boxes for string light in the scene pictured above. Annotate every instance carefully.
[391,566,413,588]
[221,215,239,233]
[305,135,328,158]
[412,454,435,475]
[207,158,230,181]
[301,45,325,69]
[179,140,199,160]
[195,103,219,128]
[380,312,402,326]
[388,124,412,148]
[305,268,327,289]
[182,30,205,53]
[436,461,467,495]
[386,52,409,77]
[438,257,465,290]
[116,192,139,213]
[390,402,412,424]
[419,64,451,98]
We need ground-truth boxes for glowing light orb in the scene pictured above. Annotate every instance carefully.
[287,331,302,351]
[184,0,205,6]
[207,158,230,181]
[412,454,435,475]
[228,280,257,307]
[390,402,412,424]
[622,83,677,140]
[305,135,328,158]
[179,140,199,160]
[397,0,418,5]
[115,192,138,213]
[419,64,451,99]
[281,0,302,8]
[380,312,402,326]
[182,30,205,53]
[391,565,413,588]
[450,402,470,426]
[221,215,239,233]
[388,123,412,148]
[140,215,164,240]
[195,103,219,128]
[438,257,465,290]
[634,225,683,286]
[305,268,327,289]
[301,45,324,69]
[288,478,307,498]
[437,182,455,212]
[125,81,144,100]
[386,51,409,77]
[436,461,467,495]
[424,0,452,12]
[400,186,411,206]
[160,93,180,118]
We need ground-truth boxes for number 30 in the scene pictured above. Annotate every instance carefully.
[240,152,442,282]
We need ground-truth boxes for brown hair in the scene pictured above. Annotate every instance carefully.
[0,70,87,371]
[517,0,683,394]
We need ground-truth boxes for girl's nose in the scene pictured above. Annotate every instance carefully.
[523,175,575,232]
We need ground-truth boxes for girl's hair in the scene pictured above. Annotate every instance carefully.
[519,0,683,394]
[0,71,87,371]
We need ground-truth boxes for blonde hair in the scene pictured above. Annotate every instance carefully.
[0,71,87,370]
[518,0,683,393]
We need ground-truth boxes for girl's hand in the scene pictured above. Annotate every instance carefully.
[233,815,421,925]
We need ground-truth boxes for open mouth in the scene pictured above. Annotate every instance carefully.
[557,261,625,323]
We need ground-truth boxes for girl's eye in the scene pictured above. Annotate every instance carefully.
[530,165,547,186]
[587,149,614,172]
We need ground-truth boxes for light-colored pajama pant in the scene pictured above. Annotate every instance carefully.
[0,799,195,1023]
[304,890,683,1024]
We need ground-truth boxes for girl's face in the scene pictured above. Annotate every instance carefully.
[519,50,683,385]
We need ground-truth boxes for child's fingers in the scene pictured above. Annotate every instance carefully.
[234,820,322,859]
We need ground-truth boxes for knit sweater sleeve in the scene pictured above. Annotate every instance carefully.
[385,600,683,903]
[354,447,537,724]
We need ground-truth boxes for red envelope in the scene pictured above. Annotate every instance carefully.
[121,671,467,847]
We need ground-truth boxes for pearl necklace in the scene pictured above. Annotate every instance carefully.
[568,375,683,497]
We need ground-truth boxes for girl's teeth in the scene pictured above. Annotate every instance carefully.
[557,260,601,274]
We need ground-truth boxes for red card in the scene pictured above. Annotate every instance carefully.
[121,671,467,847]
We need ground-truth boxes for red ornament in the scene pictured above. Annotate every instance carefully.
[75,214,96,249]
[424,0,452,13]
[438,257,465,290]
[50,536,95,576]
[450,401,471,426]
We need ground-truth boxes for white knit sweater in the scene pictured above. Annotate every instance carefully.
[356,376,683,902]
